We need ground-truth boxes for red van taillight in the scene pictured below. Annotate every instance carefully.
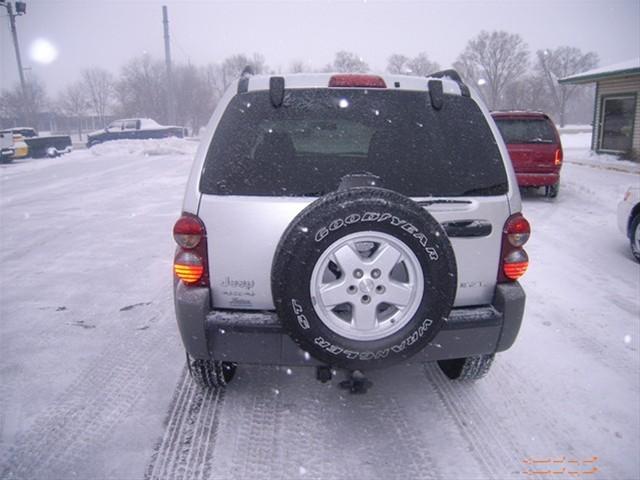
[329,74,387,88]
[554,148,563,166]
[173,213,209,286]
[498,213,530,282]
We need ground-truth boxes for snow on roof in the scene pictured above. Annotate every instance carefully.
[559,58,640,84]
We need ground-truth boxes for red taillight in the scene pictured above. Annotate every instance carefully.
[173,215,204,248]
[173,213,209,287]
[554,148,563,166]
[174,251,204,284]
[505,214,530,247]
[502,250,529,280]
[329,74,386,88]
[498,213,530,282]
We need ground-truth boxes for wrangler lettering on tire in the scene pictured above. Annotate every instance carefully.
[272,187,457,370]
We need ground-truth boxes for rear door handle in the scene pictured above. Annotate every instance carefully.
[441,220,492,238]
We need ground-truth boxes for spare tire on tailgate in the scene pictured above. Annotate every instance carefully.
[271,187,457,370]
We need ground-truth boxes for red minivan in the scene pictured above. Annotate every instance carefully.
[492,111,563,198]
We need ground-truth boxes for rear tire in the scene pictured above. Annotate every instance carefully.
[437,354,494,381]
[186,352,236,389]
[546,182,559,199]
[630,215,640,263]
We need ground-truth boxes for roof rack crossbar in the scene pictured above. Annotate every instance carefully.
[427,69,470,97]
[240,65,254,77]
[237,65,254,94]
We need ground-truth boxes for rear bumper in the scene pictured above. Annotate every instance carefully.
[175,282,526,366]
[516,172,559,187]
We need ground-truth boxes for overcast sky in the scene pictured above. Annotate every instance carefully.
[1,0,639,95]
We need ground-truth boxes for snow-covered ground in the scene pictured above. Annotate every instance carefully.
[0,137,638,480]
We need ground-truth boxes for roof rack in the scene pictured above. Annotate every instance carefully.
[237,65,254,94]
[427,69,470,97]
[240,65,254,77]
[428,69,462,83]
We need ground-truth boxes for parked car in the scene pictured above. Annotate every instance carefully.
[0,127,72,159]
[618,185,640,262]
[172,71,529,392]
[0,130,15,164]
[86,118,186,147]
[491,111,563,198]
[5,127,37,138]
[1,131,29,160]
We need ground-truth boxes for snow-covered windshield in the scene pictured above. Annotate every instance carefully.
[201,89,507,197]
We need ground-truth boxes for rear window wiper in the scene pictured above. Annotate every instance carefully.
[416,199,473,206]
[459,183,508,196]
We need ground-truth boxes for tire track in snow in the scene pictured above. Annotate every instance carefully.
[145,367,226,480]
[355,386,437,480]
[0,294,174,480]
[229,374,284,480]
[425,364,526,479]
[424,362,568,480]
[204,365,443,480]
[205,367,318,480]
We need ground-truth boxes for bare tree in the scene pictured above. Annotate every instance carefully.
[173,64,216,135]
[82,67,114,127]
[220,53,268,89]
[203,63,226,103]
[114,55,167,121]
[387,54,410,74]
[501,75,552,113]
[535,47,598,126]
[406,52,440,76]
[455,30,529,109]
[387,53,440,76]
[0,77,48,127]
[327,51,369,73]
[289,59,312,73]
[57,81,88,139]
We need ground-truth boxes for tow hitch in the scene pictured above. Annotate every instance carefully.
[338,370,372,394]
[316,366,333,383]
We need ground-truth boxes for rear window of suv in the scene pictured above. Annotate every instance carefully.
[494,118,557,144]
[200,88,508,197]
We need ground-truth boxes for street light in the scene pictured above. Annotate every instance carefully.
[1,1,28,98]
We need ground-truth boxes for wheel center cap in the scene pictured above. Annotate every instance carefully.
[359,278,374,294]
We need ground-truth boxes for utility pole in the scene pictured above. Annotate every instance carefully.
[162,5,176,125]
[2,1,28,98]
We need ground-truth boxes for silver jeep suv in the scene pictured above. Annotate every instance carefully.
[173,70,529,391]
